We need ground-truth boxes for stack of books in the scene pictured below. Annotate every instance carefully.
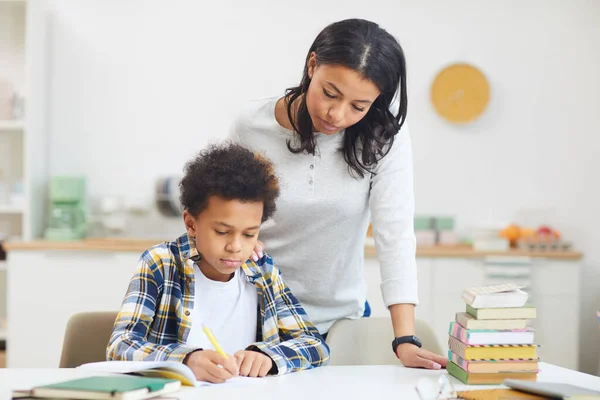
[447,283,539,385]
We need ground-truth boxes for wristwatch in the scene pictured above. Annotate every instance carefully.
[392,335,422,354]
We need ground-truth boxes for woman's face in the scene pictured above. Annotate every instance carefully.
[305,53,381,135]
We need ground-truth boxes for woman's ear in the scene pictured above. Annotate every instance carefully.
[183,210,197,238]
[307,52,317,79]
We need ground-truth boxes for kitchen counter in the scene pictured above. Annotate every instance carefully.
[3,238,164,253]
[365,243,583,260]
[4,237,584,368]
[4,238,584,260]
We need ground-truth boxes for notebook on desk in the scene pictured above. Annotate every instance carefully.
[458,383,600,400]
[77,361,266,388]
[503,379,600,399]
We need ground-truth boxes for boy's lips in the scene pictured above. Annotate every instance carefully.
[220,258,242,268]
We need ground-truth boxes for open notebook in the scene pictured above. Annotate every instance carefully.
[78,361,264,387]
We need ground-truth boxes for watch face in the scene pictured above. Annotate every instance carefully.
[412,336,422,347]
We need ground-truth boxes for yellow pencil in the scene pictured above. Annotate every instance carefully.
[202,324,227,357]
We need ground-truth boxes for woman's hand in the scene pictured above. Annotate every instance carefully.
[395,343,447,370]
[250,240,264,262]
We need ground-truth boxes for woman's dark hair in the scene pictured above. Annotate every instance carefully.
[285,18,407,178]
[179,142,280,222]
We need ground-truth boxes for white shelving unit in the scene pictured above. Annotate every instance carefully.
[0,0,48,242]
[0,120,24,131]
[0,0,50,358]
[0,205,23,214]
[0,0,26,241]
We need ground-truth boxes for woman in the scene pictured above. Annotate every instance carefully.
[229,18,446,370]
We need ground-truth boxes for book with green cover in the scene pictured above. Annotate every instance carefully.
[466,304,536,320]
[447,361,537,385]
[25,375,181,400]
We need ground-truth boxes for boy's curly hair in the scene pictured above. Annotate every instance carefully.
[179,142,280,222]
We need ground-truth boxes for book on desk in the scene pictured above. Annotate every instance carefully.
[12,375,181,400]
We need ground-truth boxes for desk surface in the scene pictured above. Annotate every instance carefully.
[2,363,600,400]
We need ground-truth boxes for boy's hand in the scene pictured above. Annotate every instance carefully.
[395,343,447,370]
[250,240,264,262]
[234,350,273,377]
[184,350,239,383]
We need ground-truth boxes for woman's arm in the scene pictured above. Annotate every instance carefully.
[369,125,446,369]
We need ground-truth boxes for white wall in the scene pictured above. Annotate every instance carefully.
[43,0,600,372]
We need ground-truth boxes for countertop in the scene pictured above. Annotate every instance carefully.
[3,238,584,260]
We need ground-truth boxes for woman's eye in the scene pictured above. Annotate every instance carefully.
[323,88,336,99]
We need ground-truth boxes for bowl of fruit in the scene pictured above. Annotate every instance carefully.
[500,224,572,251]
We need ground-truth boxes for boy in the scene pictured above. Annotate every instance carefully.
[107,143,329,383]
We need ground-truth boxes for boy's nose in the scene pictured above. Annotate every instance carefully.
[226,240,242,253]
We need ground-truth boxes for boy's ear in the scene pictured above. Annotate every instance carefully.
[183,210,197,237]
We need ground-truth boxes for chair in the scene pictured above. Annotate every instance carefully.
[59,311,118,368]
[325,317,443,366]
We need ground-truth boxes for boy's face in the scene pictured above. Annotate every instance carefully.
[184,195,263,282]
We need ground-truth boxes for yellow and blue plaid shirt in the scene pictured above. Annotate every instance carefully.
[107,233,330,375]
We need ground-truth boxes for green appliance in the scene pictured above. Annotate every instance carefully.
[44,176,87,240]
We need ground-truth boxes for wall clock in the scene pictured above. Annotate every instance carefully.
[431,63,490,124]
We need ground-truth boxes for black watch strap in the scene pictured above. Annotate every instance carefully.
[392,335,423,354]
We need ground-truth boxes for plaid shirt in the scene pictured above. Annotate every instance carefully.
[107,233,329,375]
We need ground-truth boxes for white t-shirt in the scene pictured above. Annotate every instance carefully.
[186,266,259,355]
[229,97,418,333]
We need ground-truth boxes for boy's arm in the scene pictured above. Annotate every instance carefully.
[106,257,200,362]
[246,263,330,375]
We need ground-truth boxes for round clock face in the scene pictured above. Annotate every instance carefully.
[431,63,490,124]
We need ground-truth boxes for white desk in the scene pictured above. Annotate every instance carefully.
[1,363,600,400]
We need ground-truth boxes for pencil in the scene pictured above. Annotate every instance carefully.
[202,324,227,357]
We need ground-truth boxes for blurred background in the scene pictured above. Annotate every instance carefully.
[0,0,598,374]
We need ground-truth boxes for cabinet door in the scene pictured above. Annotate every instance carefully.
[416,258,433,323]
[431,258,484,352]
[531,261,580,369]
[7,251,140,368]
[534,294,579,369]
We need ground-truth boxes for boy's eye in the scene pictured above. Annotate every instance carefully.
[244,233,256,238]
[215,230,227,236]
[323,88,336,99]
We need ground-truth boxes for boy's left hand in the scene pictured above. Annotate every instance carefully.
[395,343,447,370]
[234,350,273,377]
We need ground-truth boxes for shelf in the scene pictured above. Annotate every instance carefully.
[0,204,23,214]
[0,120,24,132]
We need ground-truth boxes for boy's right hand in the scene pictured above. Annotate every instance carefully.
[184,350,239,383]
